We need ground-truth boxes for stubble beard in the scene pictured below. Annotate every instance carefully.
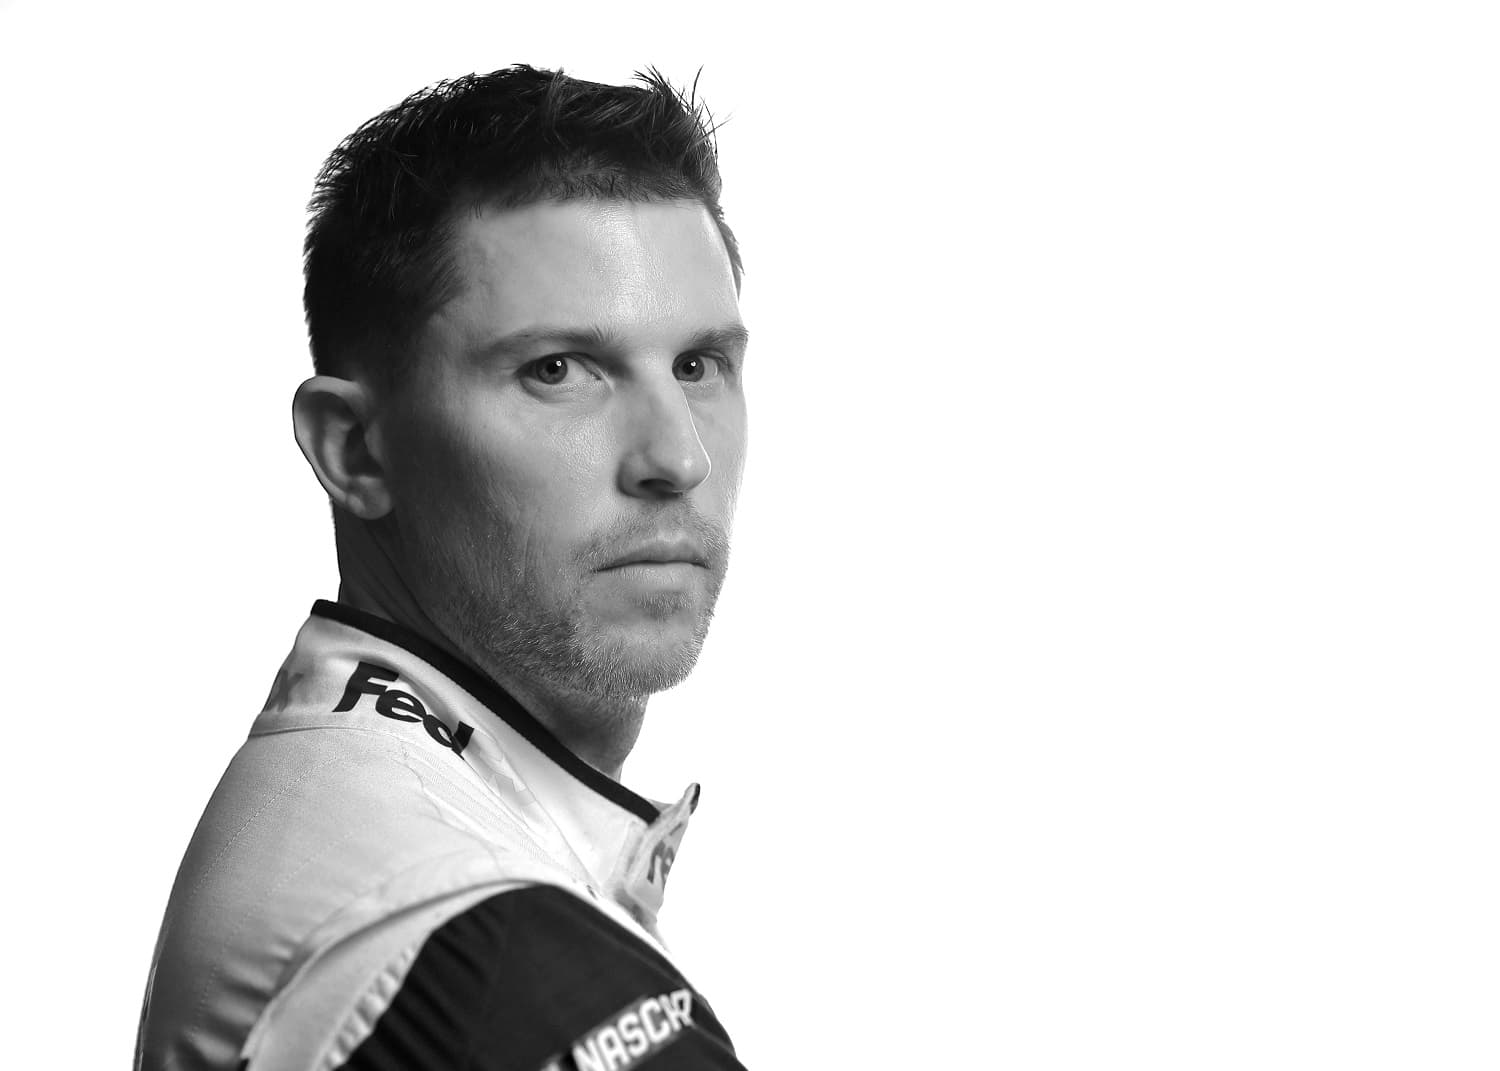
[409,520,730,704]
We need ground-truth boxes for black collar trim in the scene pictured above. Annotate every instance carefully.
[310,600,660,824]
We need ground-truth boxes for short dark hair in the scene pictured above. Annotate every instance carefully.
[303,65,741,384]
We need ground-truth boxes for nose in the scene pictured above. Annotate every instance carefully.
[617,378,712,498]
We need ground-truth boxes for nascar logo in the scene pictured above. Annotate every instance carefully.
[542,989,695,1071]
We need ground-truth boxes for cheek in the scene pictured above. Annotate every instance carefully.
[697,397,749,498]
[387,405,525,535]
[549,413,618,487]
[400,404,612,553]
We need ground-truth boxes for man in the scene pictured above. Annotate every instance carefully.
[137,66,750,1070]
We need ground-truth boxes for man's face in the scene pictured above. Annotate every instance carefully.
[377,198,747,700]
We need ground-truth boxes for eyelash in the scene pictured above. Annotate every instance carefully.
[677,351,733,381]
[524,355,593,385]
[522,352,733,387]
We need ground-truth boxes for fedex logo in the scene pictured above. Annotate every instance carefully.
[334,661,474,758]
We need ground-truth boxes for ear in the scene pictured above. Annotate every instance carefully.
[291,376,394,519]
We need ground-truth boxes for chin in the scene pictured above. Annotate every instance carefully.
[435,570,718,701]
[573,627,707,699]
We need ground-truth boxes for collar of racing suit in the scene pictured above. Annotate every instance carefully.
[254,599,699,939]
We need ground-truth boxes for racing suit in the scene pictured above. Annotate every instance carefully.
[136,600,744,1070]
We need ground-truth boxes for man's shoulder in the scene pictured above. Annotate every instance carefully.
[250,883,745,1071]
[190,715,529,878]
[168,717,563,931]
[138,722,567,1069]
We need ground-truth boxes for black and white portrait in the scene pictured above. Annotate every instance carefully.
[2,1,1494,1067]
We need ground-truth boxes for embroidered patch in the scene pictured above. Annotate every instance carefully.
[538,988,696,1071]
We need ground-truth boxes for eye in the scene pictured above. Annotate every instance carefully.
[526,355,578,386]
[674,352,722,383]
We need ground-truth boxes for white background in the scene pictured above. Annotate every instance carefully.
[2,0,1497,1066]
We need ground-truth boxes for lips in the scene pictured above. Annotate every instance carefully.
[600,536,708,570]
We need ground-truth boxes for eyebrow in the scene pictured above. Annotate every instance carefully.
[686,323,751,353]
[476,322,750,359]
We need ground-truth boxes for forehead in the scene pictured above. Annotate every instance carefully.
[433,198,739,348]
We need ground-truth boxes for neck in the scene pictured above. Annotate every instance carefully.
[333,518,645,780]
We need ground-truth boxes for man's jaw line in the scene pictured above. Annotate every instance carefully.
[337,510,728,781]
